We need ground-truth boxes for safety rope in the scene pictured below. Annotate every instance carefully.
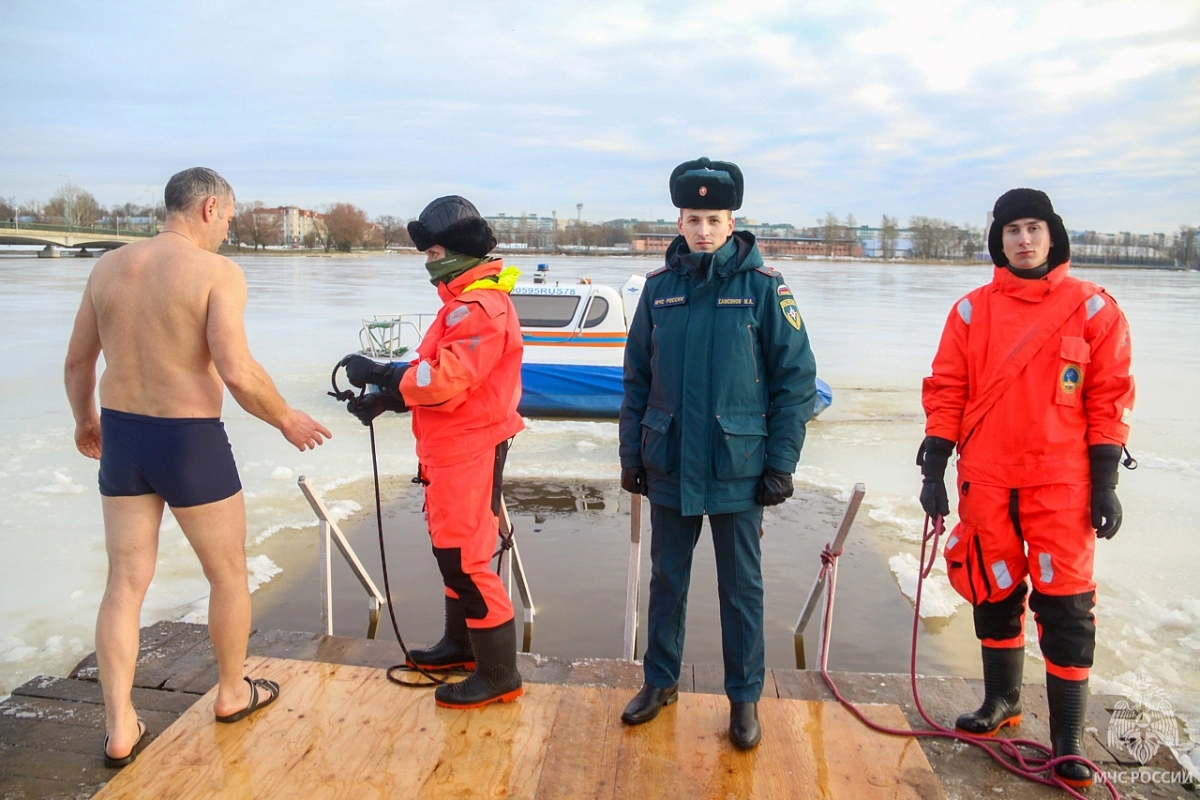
[330,362,466,688]
[815,516,1120,800]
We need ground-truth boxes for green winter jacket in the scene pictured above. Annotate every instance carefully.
[619,231,818,516]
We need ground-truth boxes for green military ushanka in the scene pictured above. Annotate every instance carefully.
[619,231,819,516]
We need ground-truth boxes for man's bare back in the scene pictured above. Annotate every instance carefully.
[89,234,239,418]
[66,190,330,454]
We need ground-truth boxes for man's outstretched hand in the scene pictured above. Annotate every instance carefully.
[281,409,332,451]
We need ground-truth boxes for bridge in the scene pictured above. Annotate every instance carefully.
[0,220,154,255]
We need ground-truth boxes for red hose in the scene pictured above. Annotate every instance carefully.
[815,515,1120,800]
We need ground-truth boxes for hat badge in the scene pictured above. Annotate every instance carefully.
[698,186,708,197]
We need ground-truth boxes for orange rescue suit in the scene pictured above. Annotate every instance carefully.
[399,261,525,629]
[923,263,1134,678]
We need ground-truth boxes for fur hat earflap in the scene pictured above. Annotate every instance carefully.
[406,195,497,258]
[987,188,1070,268]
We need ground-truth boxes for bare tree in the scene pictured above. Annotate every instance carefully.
[822,212,840,256]
[881,215,898,259]
[324,203,371,252]
[1175,225,1198,269]
[247,206,283,250]
[48,183,101,227]
[375,215,413,249]
[0,196,15,223]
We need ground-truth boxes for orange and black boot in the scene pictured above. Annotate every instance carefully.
[1047,674,1094,788]
[434,618,523,709]
[407,597,475,671]
[956,646,1023,736]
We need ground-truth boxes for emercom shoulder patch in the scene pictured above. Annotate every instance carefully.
[779,298,802,330]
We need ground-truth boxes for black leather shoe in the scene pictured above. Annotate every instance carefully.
[621,683,678,725]
[729,702,761,749]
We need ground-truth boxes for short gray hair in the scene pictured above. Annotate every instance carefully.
[164,167,235,213]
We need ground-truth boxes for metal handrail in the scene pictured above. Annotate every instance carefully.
[358,313,436,358]
[297,475,386,639]
[794,483,866,669]
[623,493,643,661]
[496,496,536,652]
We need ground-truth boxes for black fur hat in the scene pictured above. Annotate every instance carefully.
[407,195,497,258]
[987,188,1070,268]
[669,157,743,211]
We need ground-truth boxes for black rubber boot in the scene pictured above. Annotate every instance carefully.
[956,646,1024,736]
[729,702,762,749]
[407,597,475,671]
[1047,673,1093,788]
[434,619,523,709]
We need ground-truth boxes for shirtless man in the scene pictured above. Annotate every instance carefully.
[63,167,331,767]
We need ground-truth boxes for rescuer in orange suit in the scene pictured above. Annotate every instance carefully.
[338,196,525,709]
[918,189,1134,788]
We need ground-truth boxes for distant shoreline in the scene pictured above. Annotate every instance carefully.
[1,245,1193,271]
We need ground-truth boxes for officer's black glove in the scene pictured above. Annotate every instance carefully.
[338,354,410,395]
[755,467,794,507]
[916,435,955,519]
[346,392,408,426]
[1090,444,1123,539]
[621,466,647,495]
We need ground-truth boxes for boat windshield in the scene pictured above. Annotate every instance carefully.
[511,295,581,328]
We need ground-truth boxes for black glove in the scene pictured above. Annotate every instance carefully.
[346,392,408,426]
[755,467,794,507]
[1090,444,1123,539]
[621,466,647,495]
[916,435,955,519]
[338,354,409,395]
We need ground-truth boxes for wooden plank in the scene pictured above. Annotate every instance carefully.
[533,686,623,800]
[0,772,102,800]
[93,657,563,800]
[0,696,177,740]
[10,677,201,714]
[0,744,113,785]
[778,700,945,800]
[690,663,724,695]
[68,623,209,686]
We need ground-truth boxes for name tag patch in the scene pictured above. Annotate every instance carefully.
[653,295,688,308]
[717,297,755,307]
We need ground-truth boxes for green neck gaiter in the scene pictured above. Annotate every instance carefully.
[425,250,488,286]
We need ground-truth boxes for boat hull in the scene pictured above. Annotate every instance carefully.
[515,363,833,420]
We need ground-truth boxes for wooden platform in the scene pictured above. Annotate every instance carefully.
[91,656,940,799]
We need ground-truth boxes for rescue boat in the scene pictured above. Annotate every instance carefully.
[357,275,833,419]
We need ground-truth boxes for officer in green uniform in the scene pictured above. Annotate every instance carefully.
[618,157,818,748]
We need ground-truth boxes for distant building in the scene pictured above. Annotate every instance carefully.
[630,233,862,257]
[254,206,323,246]
[486,213,565,234]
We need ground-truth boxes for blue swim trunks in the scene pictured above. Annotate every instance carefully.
[98,408,242,508]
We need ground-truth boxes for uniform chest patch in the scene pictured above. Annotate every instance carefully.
[653,295,687,308]
[779,298,802,330]
[1060,364,1081,394]
[717,296,755,307]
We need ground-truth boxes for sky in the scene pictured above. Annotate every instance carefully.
[2,0,1198,234]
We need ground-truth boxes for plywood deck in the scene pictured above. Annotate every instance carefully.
[92,656,941,799]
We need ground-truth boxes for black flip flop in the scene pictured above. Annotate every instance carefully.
[215,677,280,724]
[103,719,149,768]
